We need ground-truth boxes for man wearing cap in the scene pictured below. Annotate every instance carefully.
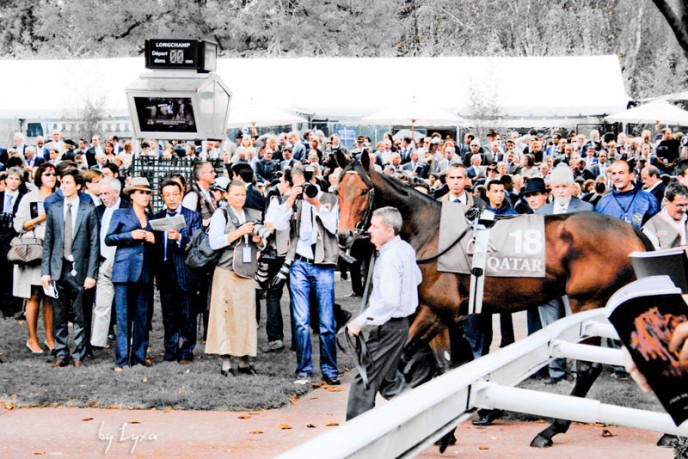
[532,165,592,383]
[41,170,99,368]
[151,179,203,364]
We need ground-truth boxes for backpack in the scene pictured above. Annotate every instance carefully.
[184,208,228,272]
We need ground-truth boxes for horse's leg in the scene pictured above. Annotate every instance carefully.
[530,337,603,448]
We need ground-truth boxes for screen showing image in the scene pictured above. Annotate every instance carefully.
[134,97,197,133]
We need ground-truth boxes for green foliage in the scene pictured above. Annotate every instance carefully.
[0,0,686,97]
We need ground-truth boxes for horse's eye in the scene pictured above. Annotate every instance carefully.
[361,188,369,196]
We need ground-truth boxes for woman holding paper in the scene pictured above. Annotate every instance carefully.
[205,180,264,376]
[14,163,57,354]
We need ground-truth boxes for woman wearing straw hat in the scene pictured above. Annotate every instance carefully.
[105,177,156,371]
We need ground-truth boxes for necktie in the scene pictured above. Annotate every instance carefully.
[164,211,178,261]
[6,194,13,214]
[64,203,73,258]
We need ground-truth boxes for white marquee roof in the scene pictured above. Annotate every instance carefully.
[0,55,630,122]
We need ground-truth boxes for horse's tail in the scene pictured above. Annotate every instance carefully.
[633,226,655,252]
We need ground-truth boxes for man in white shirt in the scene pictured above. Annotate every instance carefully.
[346,206,422,420]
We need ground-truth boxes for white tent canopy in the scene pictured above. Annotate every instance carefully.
[0,55,630,124]
[604,101,688,126]
[226,100,307,128]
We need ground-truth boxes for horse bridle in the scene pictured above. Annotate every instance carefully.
[348,162,376,239]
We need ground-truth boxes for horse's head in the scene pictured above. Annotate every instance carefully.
[336,150,374,250]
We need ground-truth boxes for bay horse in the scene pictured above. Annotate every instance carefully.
[335,151,653,448]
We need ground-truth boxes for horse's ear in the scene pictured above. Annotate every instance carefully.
[335,150,350,169]
[361,149,371,171]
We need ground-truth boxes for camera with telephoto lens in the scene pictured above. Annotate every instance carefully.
[303,183,319,198]
[250,220,272,242]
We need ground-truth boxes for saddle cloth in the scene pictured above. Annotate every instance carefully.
[437,201,546,278]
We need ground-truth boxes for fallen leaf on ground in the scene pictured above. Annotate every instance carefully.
[306,424,316,428]
[594,423,607,427]
[4,403,14,410]
[601,429,616,438]
[479,445,489,450]
[33,451,46,455]
[128,421,141,424]
[145,359,153,366]
[311,382,322,388]
[277,424,292,430]
[325,421,339,427]
[10,394,17,399]
[142,376,148,383]
[249,430,263,435]
[290,395,298,404]
[82,417,94,422]
[238,415,251,419]
[535,419,545,423]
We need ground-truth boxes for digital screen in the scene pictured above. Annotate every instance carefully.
[134,97,197,133]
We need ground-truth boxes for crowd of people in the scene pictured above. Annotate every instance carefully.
[1,125,688,412]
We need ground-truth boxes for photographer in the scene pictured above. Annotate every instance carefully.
[270,165,340,385]
[259,172,294,352]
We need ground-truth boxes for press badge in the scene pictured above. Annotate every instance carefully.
[242,247,252,263]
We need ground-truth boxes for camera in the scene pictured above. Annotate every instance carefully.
[255,260,270,289]
[303,183,319,198]
[339,252,357,266]
[251,220,272,242]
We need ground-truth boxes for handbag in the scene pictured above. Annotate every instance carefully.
[184,208,231,272]
[7,230,43,265]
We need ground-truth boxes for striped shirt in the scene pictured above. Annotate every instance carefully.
[355,235,422,327]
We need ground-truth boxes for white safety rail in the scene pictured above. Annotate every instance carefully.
[278,309,688,459]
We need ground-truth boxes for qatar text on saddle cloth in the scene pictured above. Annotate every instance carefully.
[437,201,546,278]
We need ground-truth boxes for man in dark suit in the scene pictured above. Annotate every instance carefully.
[23,147,46,170]
[233,163,266,213]
[402,151,428,179]
[280,148,294,171]
[152,180,203,363]
[255,149,278,183]
[35,136,50,161]
[641,165,666,204]
[85,135,101,168]
[41,169,99,367]
[0,167,27,318]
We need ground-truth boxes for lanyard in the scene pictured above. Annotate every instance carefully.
[611,189,639,222]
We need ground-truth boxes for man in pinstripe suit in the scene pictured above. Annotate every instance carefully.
[152,179,203,364]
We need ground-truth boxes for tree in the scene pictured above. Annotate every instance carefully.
[651,0,688,56]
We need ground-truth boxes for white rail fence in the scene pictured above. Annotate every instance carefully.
[278,309,688,459]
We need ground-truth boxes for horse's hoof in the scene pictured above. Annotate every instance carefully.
[530,435,553,448]
[657,433,678,448]
[435,431,457,454]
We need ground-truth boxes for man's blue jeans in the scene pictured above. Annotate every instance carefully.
[289,260,337,379]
